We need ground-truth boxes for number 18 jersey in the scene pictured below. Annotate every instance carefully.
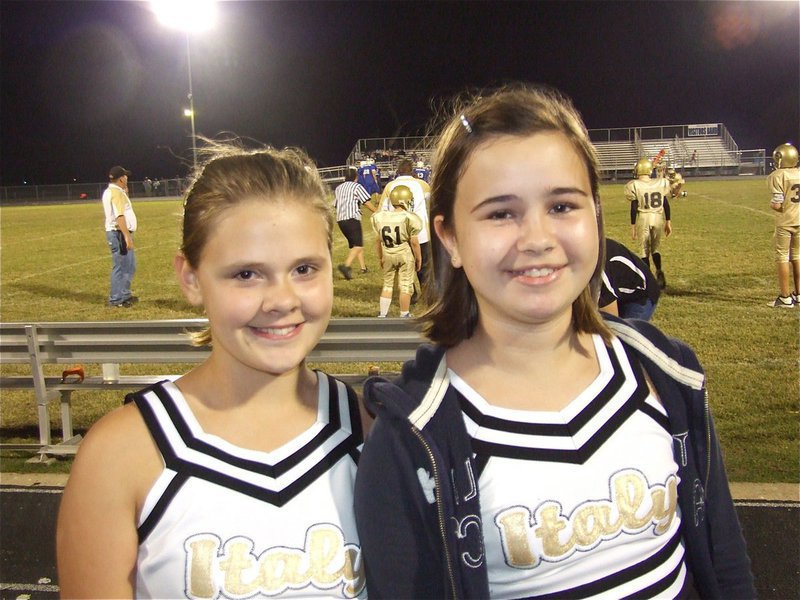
[625,177,671,216]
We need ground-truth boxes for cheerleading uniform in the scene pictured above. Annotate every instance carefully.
[128,372,365,599]
[354,316,754,599]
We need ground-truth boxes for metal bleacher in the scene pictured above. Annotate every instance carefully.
[342,122,765,181]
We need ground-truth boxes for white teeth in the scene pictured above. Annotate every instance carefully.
[522,267,555,277]
[256,325,295,336]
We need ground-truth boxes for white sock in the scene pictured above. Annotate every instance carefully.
[379,296,391,316]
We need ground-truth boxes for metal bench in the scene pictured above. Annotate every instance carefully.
[0,318,424,456]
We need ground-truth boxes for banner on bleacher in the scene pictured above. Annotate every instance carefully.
[687,123,719,137]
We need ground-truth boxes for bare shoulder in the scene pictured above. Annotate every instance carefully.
[66,401,161,508]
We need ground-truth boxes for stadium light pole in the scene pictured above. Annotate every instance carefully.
[152,0,216,173]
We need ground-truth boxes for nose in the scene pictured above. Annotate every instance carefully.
[517,212,554,254]
[262,277,301,313]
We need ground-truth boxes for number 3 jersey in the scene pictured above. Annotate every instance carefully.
[127,373,366,599]
[767,167,800,228]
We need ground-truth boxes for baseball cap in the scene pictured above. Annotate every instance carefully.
[109,166,131,180]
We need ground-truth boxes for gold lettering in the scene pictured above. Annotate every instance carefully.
[219,539,260,596]
[614,472,656,530]
[534,505,574,557]
[342,547,366,597]
[185,536,218,600]
[492,470,679,568]
[651,477,679,534]
[496,508,538,568]
[260,551,306,593]
[184,525,365,598]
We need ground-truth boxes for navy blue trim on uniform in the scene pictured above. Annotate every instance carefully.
[147,378,343,479]
[457,345,627,438]
[463,347,651,465]
[129,377,363,525]
[523,528,683,599]
[137,471,189,544]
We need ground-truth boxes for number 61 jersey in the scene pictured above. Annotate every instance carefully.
[625,177,672,215]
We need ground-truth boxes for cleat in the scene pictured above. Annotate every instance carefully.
[360,268,369,273]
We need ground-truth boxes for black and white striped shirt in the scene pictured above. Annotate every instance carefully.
[334,180,371,221]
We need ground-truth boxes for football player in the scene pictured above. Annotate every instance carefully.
[767,142,800,308]
[378,158,432,288]
[357,159,381,197]
[371,185,422,318]
[413,160,431,183]
[625,158,672,288]
[667,166,687,198]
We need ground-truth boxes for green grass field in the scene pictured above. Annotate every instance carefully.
[1,178,798,482]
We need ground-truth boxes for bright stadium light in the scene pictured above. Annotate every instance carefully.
[152,0,216,32]
[152,0,217,173]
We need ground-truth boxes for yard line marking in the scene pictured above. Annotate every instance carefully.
[735,500,800,508]
[0,487,63,494]
[694,193,773,217]
[3,243,160,283]
[0,582,60,592]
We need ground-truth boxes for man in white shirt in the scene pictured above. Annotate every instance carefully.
[102,165,138,307]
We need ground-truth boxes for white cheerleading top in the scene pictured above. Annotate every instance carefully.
[128,373,366,599]
[452,335,687,599]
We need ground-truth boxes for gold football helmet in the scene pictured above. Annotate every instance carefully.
[634,158,653,177]
[389,185,413,209]
[773,143,799,169]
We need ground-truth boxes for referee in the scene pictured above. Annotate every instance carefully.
[334,167,375,280]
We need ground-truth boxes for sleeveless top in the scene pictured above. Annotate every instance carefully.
[128,372,366,599]
[453,335,688,599]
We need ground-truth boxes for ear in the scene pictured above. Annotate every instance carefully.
[174,253,203,306]
[433,215,462,268]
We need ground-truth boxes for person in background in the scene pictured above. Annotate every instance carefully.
[102,165,138,308]
[334,166,375,280]
[354,83,753,599]
[371,184,421,318]
[58,146,369,599]
[379,158,432,288]
[626,157,672,288]
[413,160,431,183]
[358,159,381,199]
[599,237,660,320]
[766,142,800,308]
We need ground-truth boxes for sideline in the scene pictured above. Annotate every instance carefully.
[2,473,798,502]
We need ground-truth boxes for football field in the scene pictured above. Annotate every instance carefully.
[0,177,797,482]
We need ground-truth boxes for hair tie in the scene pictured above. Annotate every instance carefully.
[459,114,473,134]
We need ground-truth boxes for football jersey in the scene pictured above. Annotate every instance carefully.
[378,176,431,244]
[413,166,431,183]
[625,177,672,216]
[130,374,366,599]
[371,210,422,256]
[357,165,380,195]
[767,167,800,229]
[453,335,687,599]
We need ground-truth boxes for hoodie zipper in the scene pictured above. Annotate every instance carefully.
[703,386,711,491]
[411,426,458,600]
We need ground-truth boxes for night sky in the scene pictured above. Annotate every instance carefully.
[1,0,798,185]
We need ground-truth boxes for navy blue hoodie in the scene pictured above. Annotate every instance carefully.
[354,317,754,599]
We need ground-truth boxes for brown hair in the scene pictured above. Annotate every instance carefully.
[181,143,332,345]
[422,83,610,346]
